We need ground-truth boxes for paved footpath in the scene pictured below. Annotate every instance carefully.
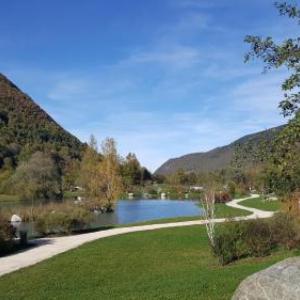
[0,194,274,277]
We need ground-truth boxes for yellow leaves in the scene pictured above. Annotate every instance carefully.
[80,136,123,209]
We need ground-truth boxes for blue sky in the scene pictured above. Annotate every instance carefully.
[0,0,297,171]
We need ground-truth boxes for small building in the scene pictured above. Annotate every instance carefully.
[128,193,134,200]
[190,186,204,191]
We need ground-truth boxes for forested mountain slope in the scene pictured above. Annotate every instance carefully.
[155,126,284,175]
[0,73,83,169]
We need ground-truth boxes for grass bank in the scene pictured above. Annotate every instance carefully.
[0,194,20,203]
[241,197,281,212]
[213,202,250,218]
[0,226,297,300]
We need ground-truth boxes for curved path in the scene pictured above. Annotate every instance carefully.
[0,194,274,277]
[226,194,274,219]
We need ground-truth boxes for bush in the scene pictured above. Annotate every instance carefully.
[244,219,273,257]
[215,192,231,203]
[227,181,236,198]
[234,186,249,198]
[213,222,248,265]
[269,212,300,249]
[31,203,93,235]
[0,213,15,255]
[212,213,300,265]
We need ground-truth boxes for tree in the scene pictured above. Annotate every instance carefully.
[201,190,216,247]
[140,167,152,184]
[121,153,142,188]
[98,138,123,211]
[80,135,102,203]
[80,136,123,211]
[245,1,300,198]
[245,2,300,117]
[167,169,191,186]
[63,159,81,190]
[12,151,62,201]
[265,116,300,196]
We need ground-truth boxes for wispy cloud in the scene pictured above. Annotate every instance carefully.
[231,70,287,115]
[1,0,291,171]
[126,45,201,69]
[172,0,221,9]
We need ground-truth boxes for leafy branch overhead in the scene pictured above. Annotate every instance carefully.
[245,2,300,117]
[244,1,300,198]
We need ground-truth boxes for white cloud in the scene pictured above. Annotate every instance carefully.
[48,78,90,101]
[231,70,287,115]
[172,0,220,9]
[127,45,201,69]
[2,0,291,171]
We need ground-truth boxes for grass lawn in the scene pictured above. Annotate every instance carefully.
[213,203,250,218]
[0,226,297,300]
[0,194,20,203]
[241,197,281,212]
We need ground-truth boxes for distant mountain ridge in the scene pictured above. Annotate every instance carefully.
[0,73,83,169]
[155,126,284,175]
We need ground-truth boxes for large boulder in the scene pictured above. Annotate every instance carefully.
[232,257,300,300]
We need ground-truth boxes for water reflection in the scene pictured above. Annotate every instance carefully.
[1,199,203,233]
[92,199,202,226]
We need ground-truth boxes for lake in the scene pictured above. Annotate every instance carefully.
[92,199,203,226]
[0,199,203,238]
[1,199,203,236]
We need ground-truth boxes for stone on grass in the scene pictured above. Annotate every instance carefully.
[232,257,300,300]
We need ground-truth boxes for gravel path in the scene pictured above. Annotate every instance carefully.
[0,194,274,277]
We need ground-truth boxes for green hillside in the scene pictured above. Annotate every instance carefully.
[155,126,284,175]
[0,73,84,193]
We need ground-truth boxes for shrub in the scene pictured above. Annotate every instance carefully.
[269,212,300,249]
[212,213,300,265]
[284,191,300,216]
[234,186,249,198]
[213,222,248,265]
[25,203,93,236]
[244,219,273,257]
[215,192,231,203]
[0,213,15,255]
[227,181,236,198]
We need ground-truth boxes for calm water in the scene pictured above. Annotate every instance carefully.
[92,199,203,226]
[2,199,203,227]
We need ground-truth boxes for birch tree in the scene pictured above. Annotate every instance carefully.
[201,190,216,247]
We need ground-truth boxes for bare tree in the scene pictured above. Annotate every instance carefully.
[201,190,216,247]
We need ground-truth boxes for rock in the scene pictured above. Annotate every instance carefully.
[232,257,300,300]
[10,214,22,228]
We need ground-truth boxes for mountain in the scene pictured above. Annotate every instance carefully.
[0,73,84,169]
[155,126,284,175]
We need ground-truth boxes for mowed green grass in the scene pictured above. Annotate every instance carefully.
[0,226,297,300]
[213,202,251,218]
[241,197,281,212]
